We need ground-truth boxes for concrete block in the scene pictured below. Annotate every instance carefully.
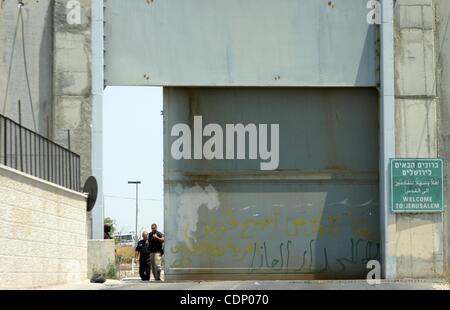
[53,96,92,183]
[396,99,437,158]
[55,47,90,73]
[395,29,436,97]
[396,0,432,5]
[54,32,89,48]
[55,71,91,96]
[395,215,413,278]
[397,5,434,30]
[394,213,444,278]
[422,6,435,30]
[54,97,83,129]
[88,240,116,277]
[410,216,436,259]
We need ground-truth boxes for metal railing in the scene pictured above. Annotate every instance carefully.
[0,114,81,192]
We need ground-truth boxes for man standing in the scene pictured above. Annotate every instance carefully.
[135,231,151,281]
[149,224,164,281]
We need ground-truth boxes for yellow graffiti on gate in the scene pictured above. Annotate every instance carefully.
[170,205,377,269]
[171,235,255,268]
[239,211,280,239]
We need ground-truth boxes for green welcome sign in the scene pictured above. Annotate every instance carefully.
[391,159,444,213]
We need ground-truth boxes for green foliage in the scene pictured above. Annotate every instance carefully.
[92,263,119,280]
[104,263,119,280]
[104,217,117,236]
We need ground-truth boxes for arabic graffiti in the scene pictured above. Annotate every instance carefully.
[248,238,380,273]
[167,188,380,272]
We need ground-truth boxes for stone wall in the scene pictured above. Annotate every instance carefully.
[0,165,88,289]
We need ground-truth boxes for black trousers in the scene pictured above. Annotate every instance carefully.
[139,257,151,281]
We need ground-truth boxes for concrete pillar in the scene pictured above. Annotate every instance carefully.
[53,0,102,239]
[53,0,92,182]
[393,0,445,278]
[380,0,397,279]
[434,0,450,280]
[91,0,105,240]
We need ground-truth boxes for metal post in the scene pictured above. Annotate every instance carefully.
[67,129,71,151]
[34,134,36,176]
[38,136,41,179]
[128,181,141,245]
[18,100,21,125]
[47,141,50,182]
[18,101,23,171]
[67,130,72,190]
[14,124,17,169]
[19,124,23,172]
[4,118,7,165]
[136,184,139,244]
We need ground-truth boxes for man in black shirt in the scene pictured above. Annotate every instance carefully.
[135,231,151,281]
[149,224,164,281]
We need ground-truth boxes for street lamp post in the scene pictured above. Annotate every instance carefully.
[128,181,141,245]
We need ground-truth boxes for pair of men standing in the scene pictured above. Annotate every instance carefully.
[135,224,164,281]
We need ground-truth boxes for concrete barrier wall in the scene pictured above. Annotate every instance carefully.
[88,239,116,278]
[435,0,450,281]
[0,0,53,137]
[0,165,88,289]
[392,0,445,278]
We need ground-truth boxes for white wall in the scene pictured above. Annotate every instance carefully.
[0,165,88,289]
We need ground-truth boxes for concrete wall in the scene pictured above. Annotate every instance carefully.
[434,0,450,280]
[392,0,445,278]
[53,0,92,185]
[91,0,105,241]
[0,0,94,183]
[1,0,103,241]
[0,0,53,136]
[87,239,115,278]
[52,0,103,240]
[0,164,88,289]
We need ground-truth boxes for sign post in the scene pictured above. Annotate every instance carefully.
[390,159,444,213]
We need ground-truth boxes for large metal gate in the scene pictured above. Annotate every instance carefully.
[104,0,380,279]
[163,87,380,279]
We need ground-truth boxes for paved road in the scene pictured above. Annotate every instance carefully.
[45,278,449,290]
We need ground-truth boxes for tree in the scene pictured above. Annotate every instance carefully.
[104,217,117,236]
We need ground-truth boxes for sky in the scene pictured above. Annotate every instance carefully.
[103,86,164,235]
